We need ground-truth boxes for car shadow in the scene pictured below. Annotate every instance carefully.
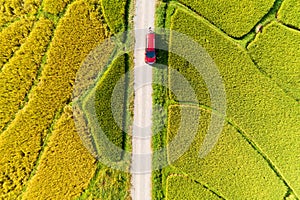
[154,33,169,67]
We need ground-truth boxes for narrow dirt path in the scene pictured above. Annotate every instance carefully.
[131,0,156,199]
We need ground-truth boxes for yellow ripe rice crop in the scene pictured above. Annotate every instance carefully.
[0,0,41,26]
[22,106,97,200]
[0,18,34,69]
[43,0,72,15]
[0,0,107,198]
[0,18,54,132]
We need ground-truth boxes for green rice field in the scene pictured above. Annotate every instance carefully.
[153,1,300,199]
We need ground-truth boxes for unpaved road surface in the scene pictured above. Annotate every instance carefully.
[131,0,156,200]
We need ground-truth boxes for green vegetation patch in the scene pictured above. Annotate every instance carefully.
[248,22,300,101]
[78,55,132,200]
[94,54,127,149]
[43,0,72,15]
[78,164,131,200]
[166,175,220,200]
[169,8,300,197]
[278,0,300,29]
[101,0,127,33]
[167,106,287,199]
[83,54,128,161]
[0,18,53,132]
[22,106,97,199]
[0,0,41,26]
[177,0,274,37]
[0,1,107,198]
[0,18,34,69]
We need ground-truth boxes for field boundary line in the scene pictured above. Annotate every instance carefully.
[173,0,285,49]
[225,118,298,199]
[0,0,46,32]
[0,19,53,135]
[247,51,299,103]
[0,0,78,136]
[0,17,21,32]
[17,105,66,199]
[36,0,77,25]
[172,1,234,39]
[167,5,299,104]
[278,21,300,32]
[166,174,227,199]
[0,19,36,72]
[172,102,298,199]
[240,0,284,48]
[169,1,238,42]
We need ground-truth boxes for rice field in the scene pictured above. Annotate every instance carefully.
[278,0,300,29]
[178,0,275,37]
[0,0,132,199]
[153,1,300,199]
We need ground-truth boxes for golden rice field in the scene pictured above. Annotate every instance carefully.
[0,0,131,199]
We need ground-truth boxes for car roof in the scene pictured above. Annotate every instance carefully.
[146,33,155,49]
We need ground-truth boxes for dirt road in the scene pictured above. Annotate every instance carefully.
[131,0,156,199]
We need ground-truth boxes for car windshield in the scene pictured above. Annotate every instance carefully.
[146,51,155,58]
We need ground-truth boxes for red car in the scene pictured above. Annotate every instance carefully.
[145,28,156,65]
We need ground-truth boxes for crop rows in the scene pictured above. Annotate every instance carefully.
[178,0,274,37]
[248,22,300,101]
[0,0,41,26]
[22,106,97,199]
[278,0,300,29]
[0,18,54,132]
[0,18,34,69]
[167,106,287,199]
[0,0,132,198]
[167,7,300,198]
[43,0,72,15]
[0,0,108,198]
